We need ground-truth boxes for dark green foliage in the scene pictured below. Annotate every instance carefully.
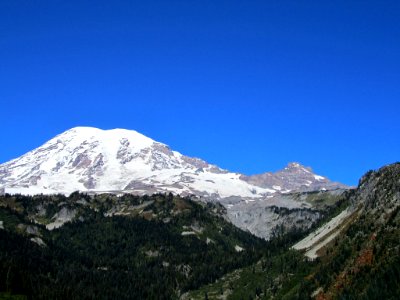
[0,230,51,297]
[0,193,266,299]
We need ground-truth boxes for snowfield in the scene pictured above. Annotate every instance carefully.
[1,127,276,200]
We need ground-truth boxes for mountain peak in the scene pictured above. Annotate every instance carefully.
[0,127,274,197]
[54,127,157,150]
[287,162,302,168]
[284,162,313,173]
[286,162,309,169]
[0,127,348,197]
[61,126,103,136]
[61,126,153,140]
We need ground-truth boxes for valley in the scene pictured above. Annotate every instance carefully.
[0,128,398,299]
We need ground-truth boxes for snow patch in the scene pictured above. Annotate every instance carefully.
[181,231,196,236]
[206,237,215,244]
[234,245,244,252]
[30,237,46,247]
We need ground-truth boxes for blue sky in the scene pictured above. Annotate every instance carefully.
[1,1,399,185]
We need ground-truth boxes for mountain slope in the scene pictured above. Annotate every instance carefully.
[0,127,275,198]
[305,163,400,299]
[241,162,347,192]
[0,127,345,198]
[185,163,400,299]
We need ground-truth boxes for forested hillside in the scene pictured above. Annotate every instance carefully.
[0,193,267,299]
[1,164,399,299]
[185,163,400,299]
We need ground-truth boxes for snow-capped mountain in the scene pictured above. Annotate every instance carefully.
[0,127,345,199]
[0,127,351,239]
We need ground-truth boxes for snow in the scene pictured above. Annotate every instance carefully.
[293,208,352,259]
[314,175,325,181]
[30,237,46,247]
[0,127,328,203]
[181,231,196,236]
[206,237,214,244]
[281,190,292,194]
[234,245,244,252]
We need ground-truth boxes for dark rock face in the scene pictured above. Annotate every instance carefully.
[355,163,400,212]
[124,180,155,190]
[224,188,346,240]
[180,156,210,169]
[81,177,96,189]
[71,154,92,169]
